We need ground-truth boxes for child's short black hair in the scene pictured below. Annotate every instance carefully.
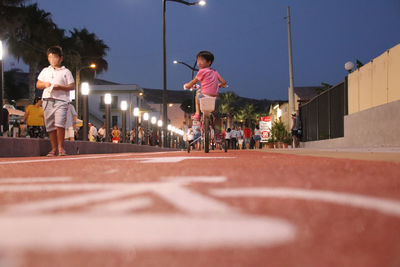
[47,46,63,57]
[197,51,214,64]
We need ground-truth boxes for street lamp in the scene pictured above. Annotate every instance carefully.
[143,112,149,145]
[345,61,354,73]
[81,82,90,141]
[104,93,112,142]
[151,116,157,146]
[75,63,96,117]
[162,0,205,147]
[133,107,140,144]
[0,40,4,135]
[121,100,128,143]
[173,59,198,115]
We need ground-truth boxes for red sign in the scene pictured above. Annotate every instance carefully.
[259,116,271,122]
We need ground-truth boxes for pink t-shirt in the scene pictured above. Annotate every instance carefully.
[195,67,220,96]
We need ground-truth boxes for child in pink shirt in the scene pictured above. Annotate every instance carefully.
[184,51,226,120]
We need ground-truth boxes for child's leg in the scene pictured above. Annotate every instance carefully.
[195,95,200,115]
[57,127,65,152]
[48,130,58,153]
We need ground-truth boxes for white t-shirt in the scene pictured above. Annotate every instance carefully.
[254,128,261,136]
[98,127,105,137]
[38,66,74,102]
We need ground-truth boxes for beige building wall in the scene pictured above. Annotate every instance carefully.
[348,43,400,114]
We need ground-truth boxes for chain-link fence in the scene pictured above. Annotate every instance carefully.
[299,80,347,142]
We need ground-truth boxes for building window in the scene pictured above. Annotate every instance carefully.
[112,116,118,127]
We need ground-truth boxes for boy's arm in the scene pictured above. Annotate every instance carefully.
[36,80,51,90]
[53,83,74,92]
[218,75,227,88]
[184,78,199,89]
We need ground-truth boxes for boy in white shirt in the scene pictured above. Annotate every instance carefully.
[36,46,75,156]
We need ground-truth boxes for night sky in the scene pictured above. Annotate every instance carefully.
[6,0,400,100]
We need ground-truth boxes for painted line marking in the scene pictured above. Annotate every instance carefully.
[0,177,72,184]
[0,151,180,165]
[0,176,296,251]
[112,156,235,163]
[212,187,400,218]
[89,197,153,214]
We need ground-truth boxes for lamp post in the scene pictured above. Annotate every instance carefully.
[157,119,163,147]
[162,0,205,147]
[143,112,149,145]
[151,116,157,146]
[173,60,198,114]
[133,107,140,144]
[0,40,4,135]
[167,124,172,147]
[285,6,295,115]
[75,64,96,117]
[121,101,128,143]
[104,93,112,142]
[81,82,90,141]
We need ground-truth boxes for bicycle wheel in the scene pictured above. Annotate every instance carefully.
[204,115,210,153]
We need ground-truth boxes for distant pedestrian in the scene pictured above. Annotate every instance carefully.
[254,125,261,149]
[138,124,144,145]
[36,46,74,156]
[112,125,121,143]
[88,123,98,142]
[21,96,45,138]
[64,103,78,141]
[224,127,231,150]
[243,125,252,149]
[291,111,302,148]
[97,124,106,142]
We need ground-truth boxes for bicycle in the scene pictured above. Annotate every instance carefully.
[184,84,227,153]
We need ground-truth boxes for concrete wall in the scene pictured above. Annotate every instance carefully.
[0,138,177,157]
[302,100,400,148]
[348,43,400,114]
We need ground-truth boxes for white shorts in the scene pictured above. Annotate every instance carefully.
[65,127,75,139]
[43,99,68,132]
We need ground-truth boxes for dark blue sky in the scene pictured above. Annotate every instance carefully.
[7,0,400,100]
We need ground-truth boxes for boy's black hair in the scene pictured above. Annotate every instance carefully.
[197,51,214,64]
[33,96,41,104]
[47,46,63,57]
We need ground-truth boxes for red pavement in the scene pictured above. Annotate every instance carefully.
[0,150,399,267]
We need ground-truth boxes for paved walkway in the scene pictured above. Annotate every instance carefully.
[262,147,400,162]
[0,150,399,267]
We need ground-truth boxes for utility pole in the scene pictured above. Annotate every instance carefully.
[286,6,295,115]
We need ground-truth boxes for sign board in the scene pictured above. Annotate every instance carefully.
[259,116,271,143]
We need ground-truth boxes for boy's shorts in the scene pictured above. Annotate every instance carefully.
[43,99,68,132]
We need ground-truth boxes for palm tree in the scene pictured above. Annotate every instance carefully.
[6,3,64,101]
[0,0,28,39]
[63,28,109,81]
[219,91,238,128]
